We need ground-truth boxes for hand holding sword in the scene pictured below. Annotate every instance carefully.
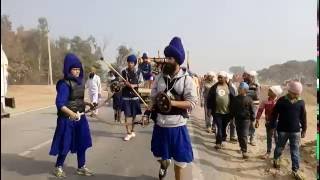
[66,102,95,121]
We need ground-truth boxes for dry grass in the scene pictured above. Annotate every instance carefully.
[5,85,108,114]
[6,85,57,114]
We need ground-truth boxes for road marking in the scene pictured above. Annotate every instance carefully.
[10,98,90,117]
[189,119,205,180]
[18,139,52,157]
[11,105,56,117]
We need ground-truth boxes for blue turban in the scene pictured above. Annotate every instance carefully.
[127,54,137,65]
[142,53,148,59]
[164,37,185,65]
[239,82,249,90]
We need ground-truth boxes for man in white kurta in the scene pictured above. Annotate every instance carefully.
[1,44,9,113]
[86,67,101,116]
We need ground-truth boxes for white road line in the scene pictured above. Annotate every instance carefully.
[11,105,55,117]
[10,98,90,117]
[18,139,52,157]
[189,119,205,180]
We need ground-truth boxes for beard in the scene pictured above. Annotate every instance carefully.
[89,72,95,79]
[206,77,213,82]
[162,62,177,75]
[243,77,251,83]
[218,79,225,85]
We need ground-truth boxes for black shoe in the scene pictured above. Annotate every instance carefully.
[230,137,238,143]
[242,152,249,159]
[158,159,171,180]
[273,159,280,169]
[214,144,222,150]
[212,128,216,134]
[249,137,256,146]
[159,168,167,180]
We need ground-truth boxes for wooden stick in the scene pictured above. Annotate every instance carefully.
[138,57,167,63]
[104,62,149,108]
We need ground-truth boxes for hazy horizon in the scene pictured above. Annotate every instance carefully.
[1,0,317,74]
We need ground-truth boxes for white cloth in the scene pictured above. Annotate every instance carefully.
[1,45,9,111]
[230,82,238,96]
[1,44,9,97]
[86,74,101,104]
[107,75,115,84]
[207,71,216,77]
[248,70,257,76]
[269,85,283,97]
[217,71,227,77]
[227,73,233,82]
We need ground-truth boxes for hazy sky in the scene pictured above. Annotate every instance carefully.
[1,0,317,74]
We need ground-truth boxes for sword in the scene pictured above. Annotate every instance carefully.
[69,94,115,121]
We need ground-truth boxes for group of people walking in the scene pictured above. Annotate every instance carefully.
[48,36,307,180]
[200,69,307,180]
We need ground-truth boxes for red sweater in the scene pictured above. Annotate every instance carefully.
[256,97,277,122]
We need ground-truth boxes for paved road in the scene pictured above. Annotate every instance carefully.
[1,102,316,180]
[1,102,207,180]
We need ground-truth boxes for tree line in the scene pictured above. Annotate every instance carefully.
[1,15,132,85]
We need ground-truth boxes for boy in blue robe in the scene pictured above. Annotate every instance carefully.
[49,53,94,178]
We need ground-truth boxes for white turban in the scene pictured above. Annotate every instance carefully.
[207,71,216,77]
[269,85,283,97]
[217,71,228,77]
[248,70,258,76]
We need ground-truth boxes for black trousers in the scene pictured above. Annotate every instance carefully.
[235,119,251,152]
[213,113,230,145]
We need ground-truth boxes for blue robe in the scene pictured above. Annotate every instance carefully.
[49,80,92,156]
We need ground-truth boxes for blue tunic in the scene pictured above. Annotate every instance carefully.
[121,68,142,117]
[49,81,92,156]
[139,62,152,80]
[112,92,122,110]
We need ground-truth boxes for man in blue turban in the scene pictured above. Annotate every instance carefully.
[150,37,198,180]
[121,54,144,141]
[138,52,153,88]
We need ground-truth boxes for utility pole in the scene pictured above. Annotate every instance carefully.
[47,29,53,85]
[38,37,41,72]
[38,33,42,84]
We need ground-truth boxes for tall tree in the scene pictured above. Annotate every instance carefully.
[116,45,133,69]
[1,15,106,84]
[229,66,246,74]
